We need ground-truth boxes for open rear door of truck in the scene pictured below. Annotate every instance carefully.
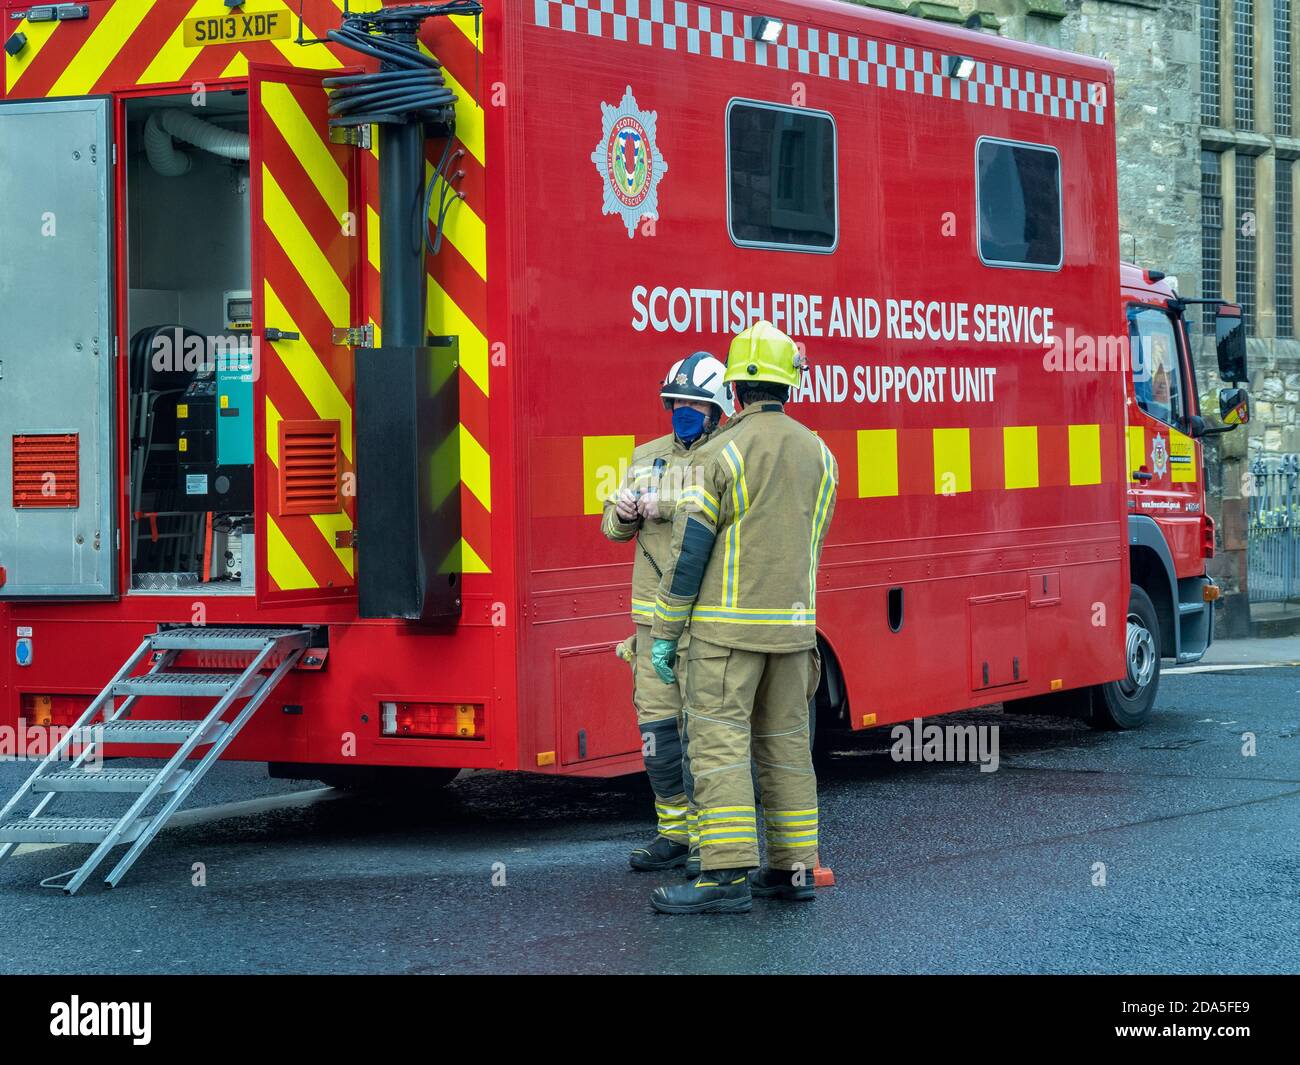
[0,97,116,599]
[248,65,360,608]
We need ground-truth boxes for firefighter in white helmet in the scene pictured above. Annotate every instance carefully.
[646,321,838,914]
[602,352,733,873]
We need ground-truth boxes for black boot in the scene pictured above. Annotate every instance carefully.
[651,868,752,914]
[748,867,816,902]
[629,836,689,871]
[683,844,701,878]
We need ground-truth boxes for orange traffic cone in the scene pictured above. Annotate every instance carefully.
[812,851,835,888]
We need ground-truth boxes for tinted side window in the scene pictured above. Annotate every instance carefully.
[977,139,1062,269]
[728,101,837,251]
[1128,305,1187,429]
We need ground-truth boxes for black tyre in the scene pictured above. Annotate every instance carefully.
[1090,584,1161,730]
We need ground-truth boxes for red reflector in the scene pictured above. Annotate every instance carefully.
[381,701,483,740]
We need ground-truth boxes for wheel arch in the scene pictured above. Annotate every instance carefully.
[813,628,850,731]
[1128,516,1179,659]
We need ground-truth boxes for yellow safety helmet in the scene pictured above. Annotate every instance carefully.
[723,320,805,388]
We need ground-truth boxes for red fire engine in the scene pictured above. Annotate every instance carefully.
[0,0,1249,892]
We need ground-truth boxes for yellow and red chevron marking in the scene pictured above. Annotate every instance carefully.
[3,0,353,99]
[362,15,491,574]
[256,72,358,595]
[8,0,491,576]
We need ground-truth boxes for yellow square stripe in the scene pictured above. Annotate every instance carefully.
[933,428,971,495]
[1168,429,1197,484]
[583,435,635,516]
[1003,425,1039,490]
[857,429,899,498]
[1126,426,1147,481]
[1068,424,1102,486]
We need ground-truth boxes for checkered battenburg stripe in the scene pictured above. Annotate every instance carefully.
[534,0,1107,125]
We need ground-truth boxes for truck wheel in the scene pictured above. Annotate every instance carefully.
[1090,584,1161,730]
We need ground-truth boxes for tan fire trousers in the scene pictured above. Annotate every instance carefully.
[682,637,820,871]
[633,624,693,845]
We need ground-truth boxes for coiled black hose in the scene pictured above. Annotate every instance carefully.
[320,3,482,254]
[323,23,456,125]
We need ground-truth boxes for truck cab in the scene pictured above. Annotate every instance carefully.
[1110,262,1250,724]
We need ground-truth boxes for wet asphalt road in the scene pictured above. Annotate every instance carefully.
[0,660,1296,975]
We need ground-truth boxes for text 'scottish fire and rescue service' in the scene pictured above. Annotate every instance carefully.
[630,285,1029,406]
[629,285,1056,346]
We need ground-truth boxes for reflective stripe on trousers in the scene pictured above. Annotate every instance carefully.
[684,639,820,871]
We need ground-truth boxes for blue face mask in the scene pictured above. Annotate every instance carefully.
[672,406,708,444]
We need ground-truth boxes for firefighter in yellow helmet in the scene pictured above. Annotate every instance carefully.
[646,321,838,914]
[602,352,733,872]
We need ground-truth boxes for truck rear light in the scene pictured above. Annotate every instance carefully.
[380,701,483,740]
[20,693,90,728]
[1203,512,1216,559]
[24,694,52,727]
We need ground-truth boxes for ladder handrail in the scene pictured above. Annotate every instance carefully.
[0,638,154,830]
[0,647,179,867]
[58,639,283,896]
[0,680,170,855]
[0,626,311,893]
[102,643,307,890]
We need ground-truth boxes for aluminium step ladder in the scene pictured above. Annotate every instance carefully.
[0,626,311,895]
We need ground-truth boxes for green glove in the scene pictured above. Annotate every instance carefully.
[651,639,678,685]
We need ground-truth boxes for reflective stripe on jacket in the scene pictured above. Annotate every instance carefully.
[649,402,838,653]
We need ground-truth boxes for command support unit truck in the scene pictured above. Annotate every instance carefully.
[0,0,1249,892]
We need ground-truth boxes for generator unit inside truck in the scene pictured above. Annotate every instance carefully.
[126,91,256,588]
[0,0,1242,892]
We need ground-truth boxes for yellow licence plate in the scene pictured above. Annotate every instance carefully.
[182,11,292,48]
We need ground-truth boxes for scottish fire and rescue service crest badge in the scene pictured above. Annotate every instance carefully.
[592,86,667,238]
[1151,433,1169,477]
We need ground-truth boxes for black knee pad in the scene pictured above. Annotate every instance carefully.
[642,717,685,799]
[680,715,695,803]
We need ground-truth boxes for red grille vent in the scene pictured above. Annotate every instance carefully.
[13,434,79,509]
[278,420,341,515]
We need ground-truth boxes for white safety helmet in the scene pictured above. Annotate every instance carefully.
[660,351,735,419]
